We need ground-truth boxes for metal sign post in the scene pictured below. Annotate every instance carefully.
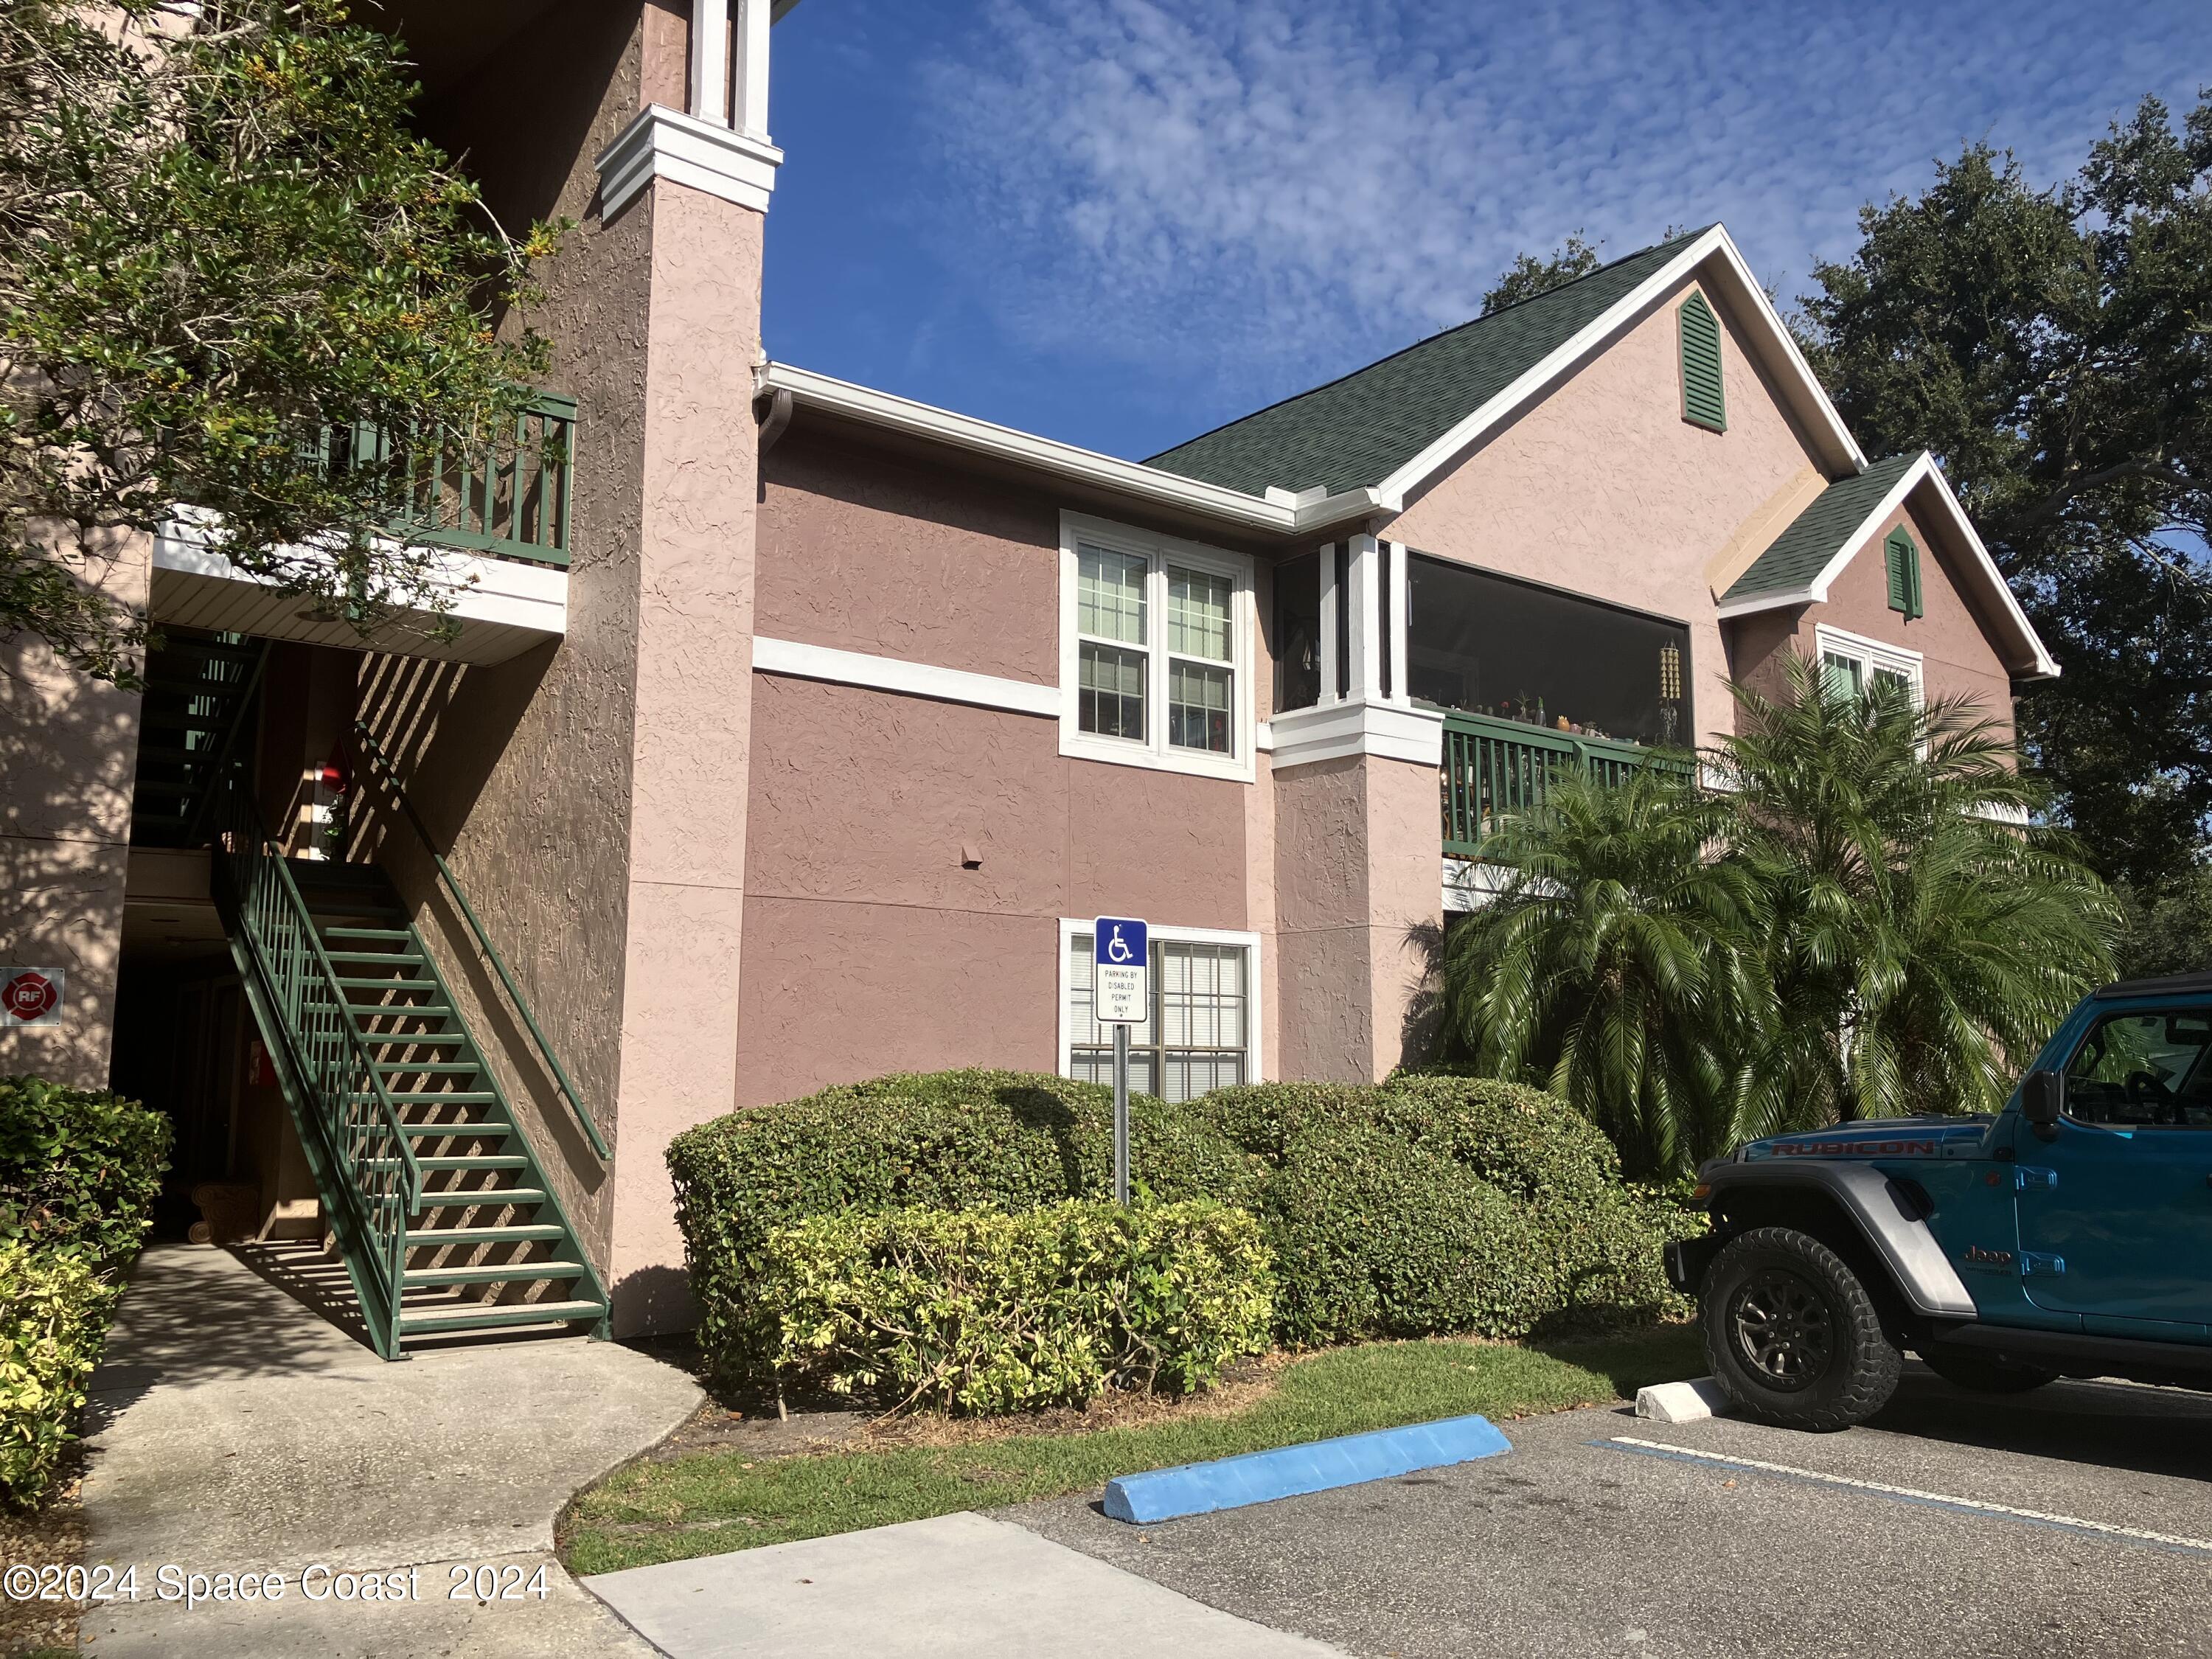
[1092,917,1147,1206]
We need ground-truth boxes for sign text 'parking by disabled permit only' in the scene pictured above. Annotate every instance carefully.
[1093,918,1147,1204]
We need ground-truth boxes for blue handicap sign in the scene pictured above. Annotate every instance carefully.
[1093,917,1147,969]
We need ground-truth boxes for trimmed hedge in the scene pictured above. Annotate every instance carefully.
[0,1079,170,1508]
[0,1245,120,1506]
[672,1068,1692,1388]
[0,1077,172,1268]
[1197,1076,1693,1342]
[667,1070,1256,1382]
[762,1199,1272,1414]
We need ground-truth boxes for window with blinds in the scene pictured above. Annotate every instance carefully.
[1067,933,1249,1103]
[1678,291,1727,432]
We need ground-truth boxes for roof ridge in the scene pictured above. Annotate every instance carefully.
[1142,224,1715,469]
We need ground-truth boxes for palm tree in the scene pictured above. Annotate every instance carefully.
[1719,655,2118,1124]
[1440,762,1767,1180]
[1439,654,2118,1178]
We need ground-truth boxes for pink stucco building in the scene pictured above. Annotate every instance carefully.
[0,2,2055,1350]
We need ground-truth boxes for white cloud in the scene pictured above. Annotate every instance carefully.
[917,0,2210,420]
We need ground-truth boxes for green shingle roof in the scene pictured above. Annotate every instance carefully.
[1721,452,1923,603]
[1144,229,1712,497]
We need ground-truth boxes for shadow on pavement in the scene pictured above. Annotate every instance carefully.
[1865,1365,2212,1486]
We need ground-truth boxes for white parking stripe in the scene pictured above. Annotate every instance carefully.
[1605,1436,2212,1557]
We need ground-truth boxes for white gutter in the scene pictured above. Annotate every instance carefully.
[755,362,1382,538]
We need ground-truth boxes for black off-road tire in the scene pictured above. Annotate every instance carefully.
[1916,1345,2057,1395]
[1700,1226,1901,1431]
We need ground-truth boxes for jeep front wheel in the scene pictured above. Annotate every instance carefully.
[1700,1227,1900,1431]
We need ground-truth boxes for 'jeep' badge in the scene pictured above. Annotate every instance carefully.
[1961,1245,2015,1270]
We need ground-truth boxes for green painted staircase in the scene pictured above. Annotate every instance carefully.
[145,647,613,1358]
[275,859,608,1348]
[131,632,266,846]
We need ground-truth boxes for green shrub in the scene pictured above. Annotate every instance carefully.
[1251,1124,1552,1346]
[0,1077,172,1269]
[668,1071,1257,1382]
[1196,1075,1691,1340]
[761,1199,1272,1414]
[0,1244,120,1506]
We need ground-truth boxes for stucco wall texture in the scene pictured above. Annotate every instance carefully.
[1385,277,1826,751]
[353,1,658,1306]
[0,533,149,1086]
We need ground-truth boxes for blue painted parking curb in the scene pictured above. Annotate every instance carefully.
[1102,1413,1512,1524]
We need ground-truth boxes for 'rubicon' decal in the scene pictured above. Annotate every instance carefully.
[1747,1137,1943,1160]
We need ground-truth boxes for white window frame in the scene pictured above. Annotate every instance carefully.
[1056,918,1264,1090]
[1815,622,1922,704]
[1060,512,1256,782]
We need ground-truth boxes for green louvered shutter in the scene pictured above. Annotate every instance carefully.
[1885,527,1923,618]
[1679,291,1726,431]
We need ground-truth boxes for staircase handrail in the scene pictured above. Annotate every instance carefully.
[209,762,422,1354]
[349,721,611,1161]
[178,640,271,847]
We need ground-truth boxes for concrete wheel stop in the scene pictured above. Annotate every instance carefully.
[1102,1413,1512,1525]
[1633,1377,1733,1424]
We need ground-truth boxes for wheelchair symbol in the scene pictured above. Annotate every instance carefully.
[1104,925,1135,964]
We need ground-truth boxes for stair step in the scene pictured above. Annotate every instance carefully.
[402,1124,512,1141]
[414,1187,546,1209]
[322,928,415,941]
[325,950,425,965]
[411,1155,529,1171]
[402,1260,586,1287]
[405,1222,566,1246]
[377,1062,480,1075]
[397,1298,602,1335]
[390,1091,499,1106]
[334,975,431,990]
[352,1005,456,1020]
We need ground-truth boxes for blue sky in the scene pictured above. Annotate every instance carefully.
[763,0,2212,462]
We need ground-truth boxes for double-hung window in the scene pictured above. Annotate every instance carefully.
[1061,922,1260,1102]
[1816,623,1921,706]
[1062,515,1253,779]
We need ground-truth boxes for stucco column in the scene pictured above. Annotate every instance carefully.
[1271,750,1439,1082]
[0,532,150,1088]
[601,176,766,1335]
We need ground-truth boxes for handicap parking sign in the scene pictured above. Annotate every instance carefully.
[1093,917,1148,1024]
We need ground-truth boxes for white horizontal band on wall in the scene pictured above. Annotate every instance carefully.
[752,636,1060,717]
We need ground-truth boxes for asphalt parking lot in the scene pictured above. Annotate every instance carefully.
[1006,1362,2212,1659]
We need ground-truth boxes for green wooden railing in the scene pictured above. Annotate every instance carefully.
[1439,708,1689,858]
[349,722,610,1161]
[209,765,420,1358]
[336,392,577,568]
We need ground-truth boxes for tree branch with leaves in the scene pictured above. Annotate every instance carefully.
[1,0,561,685]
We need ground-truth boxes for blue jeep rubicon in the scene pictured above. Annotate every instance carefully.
[1671,972,2212,1430]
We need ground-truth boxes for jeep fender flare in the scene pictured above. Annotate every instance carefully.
[1704,1161,1977,1319]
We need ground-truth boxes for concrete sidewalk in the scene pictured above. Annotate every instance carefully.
[77,1242,702,1658]
[584,1510,1349,1658]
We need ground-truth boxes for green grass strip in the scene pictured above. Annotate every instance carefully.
[566,1324,1703,1575]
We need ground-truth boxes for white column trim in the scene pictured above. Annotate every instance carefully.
[1268,698,1444,769]
[1316,543,1340,706]
[1385,539,1412,707]
[689,0,729,125]
[734,0,772,139]
[753,636,1059,716]
[594,104,783,219]
[1348,533,1382,703]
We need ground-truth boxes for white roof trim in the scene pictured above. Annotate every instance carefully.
[1717,452,2059,681]
[757,362,1382,535]
[1374,225,1867,512]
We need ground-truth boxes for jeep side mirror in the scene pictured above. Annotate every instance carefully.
[2021,1069,2065,1128]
